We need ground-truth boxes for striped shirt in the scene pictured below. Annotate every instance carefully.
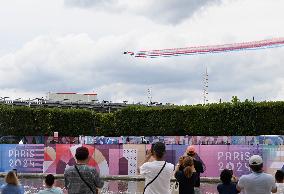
[64,164,104,194]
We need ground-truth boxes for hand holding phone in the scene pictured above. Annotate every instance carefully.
[146,149,152,156]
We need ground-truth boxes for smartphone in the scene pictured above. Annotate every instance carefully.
[13,168,17,176]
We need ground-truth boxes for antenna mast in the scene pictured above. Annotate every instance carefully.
[147,88,152,105]
[203,67,209,104]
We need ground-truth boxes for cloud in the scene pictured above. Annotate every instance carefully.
[64,0,221,24]
[1,32,284,105]
[1,0,284,105]
[0,33,205,103]
[65,0,114,8]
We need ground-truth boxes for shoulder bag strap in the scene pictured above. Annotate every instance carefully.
[143,161,167,194]
[74,165,95,194]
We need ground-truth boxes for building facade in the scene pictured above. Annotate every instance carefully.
[47,92,98,103]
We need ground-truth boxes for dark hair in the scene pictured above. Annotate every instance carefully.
[45,174,55,186]
[220,169,233,185]
[275,170,284,183]
[249,163,263,172]
[75,146,89,161]
[152,142,165,159]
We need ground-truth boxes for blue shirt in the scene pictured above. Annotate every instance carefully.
[1,184,24,194]
[217,182,238,194]
[37,187,63,194]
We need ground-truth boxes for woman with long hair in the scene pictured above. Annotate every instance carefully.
[186,146,206,187]
[1,171,24,194]
[175,156,197,194]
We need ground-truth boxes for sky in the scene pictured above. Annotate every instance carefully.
[0,0,284,105]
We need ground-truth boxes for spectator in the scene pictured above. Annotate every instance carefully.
[217,169,239,194]
[38,174,63,194]
[139,142,174,194]
[64,146,104,194]
[275,170,284,194]
[1,170,24,194]
[175,156,197,194]
[186,145,205,194]
[237,155,277,194]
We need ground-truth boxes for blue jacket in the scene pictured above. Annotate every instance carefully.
[1,184,24,194]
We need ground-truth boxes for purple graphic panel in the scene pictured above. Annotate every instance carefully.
[198,145,262,177]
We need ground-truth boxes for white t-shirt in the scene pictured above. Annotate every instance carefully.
[37,187,63,194]
[276,183,284,194]
[140,160,174,194]
[237,172,277,194]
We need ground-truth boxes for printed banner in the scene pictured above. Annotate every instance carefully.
[0,144,44,173]
[0,144,283,177]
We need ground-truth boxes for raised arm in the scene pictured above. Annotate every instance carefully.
[138,149,152,174]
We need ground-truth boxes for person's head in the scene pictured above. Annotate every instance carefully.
[181,156,194,178]
[220,169,233,184]
[249,155,263,172]
[152,142,166,160]
[178,156,186,166]
[5,171,19,185]
[75,146,89,162]
[45,174,55,187]
[186,145,196,157]
[182,156,194,167]
[275,170,284,183]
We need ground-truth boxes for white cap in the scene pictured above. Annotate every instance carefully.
[249,155,263,165]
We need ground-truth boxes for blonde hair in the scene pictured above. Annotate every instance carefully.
[182,156,194,178]
[5,171,19,185]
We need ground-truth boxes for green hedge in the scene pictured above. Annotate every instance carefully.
[0,101,284,136]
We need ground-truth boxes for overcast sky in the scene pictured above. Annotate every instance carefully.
[0,0,284,105]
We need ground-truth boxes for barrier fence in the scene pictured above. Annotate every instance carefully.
[0,144,283,177]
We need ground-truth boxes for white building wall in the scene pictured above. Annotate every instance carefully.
[47,93,97,103]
